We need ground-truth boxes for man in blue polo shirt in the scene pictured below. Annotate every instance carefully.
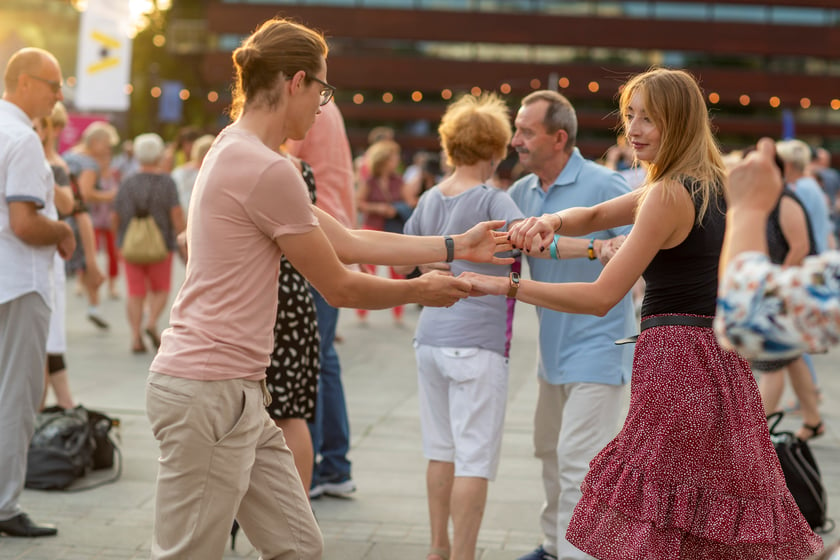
[507,90,634,560]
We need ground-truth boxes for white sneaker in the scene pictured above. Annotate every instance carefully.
[310,475,356,499]
[309,483,325,500]
[321,477,356,498]
[87,310,109,330]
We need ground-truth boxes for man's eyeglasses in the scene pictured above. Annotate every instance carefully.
[307,75,335,106]
[27,74,62,94]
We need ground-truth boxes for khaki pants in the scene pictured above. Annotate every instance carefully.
[146,372,323,560]
[534,378,624,560]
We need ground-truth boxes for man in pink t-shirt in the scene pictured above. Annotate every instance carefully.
[142,17,505,560]
[286,102,358,498]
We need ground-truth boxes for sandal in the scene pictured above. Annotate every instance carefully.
[427,547,450,560]
[797,421,825,441]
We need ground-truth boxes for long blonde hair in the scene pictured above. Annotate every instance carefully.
[619,68,726,223]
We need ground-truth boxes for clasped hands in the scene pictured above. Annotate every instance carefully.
[413,220,511,307]
[430,216,627,301]
[455,216,558,299]
[421,215,607,304]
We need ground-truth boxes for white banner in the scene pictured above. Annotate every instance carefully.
[75,0,133,111]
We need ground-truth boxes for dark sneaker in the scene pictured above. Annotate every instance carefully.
[517,546,557,560]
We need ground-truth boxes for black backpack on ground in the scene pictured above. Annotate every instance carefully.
[767,411,834,533]
[25,405,121,491]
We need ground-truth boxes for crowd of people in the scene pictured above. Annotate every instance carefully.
[2,16,840,560]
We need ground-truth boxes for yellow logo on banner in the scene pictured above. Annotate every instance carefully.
[86,30,121,74]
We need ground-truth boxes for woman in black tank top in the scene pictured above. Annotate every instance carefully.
[766,188,817,266]
[752,186,825,441]
[463,68,821,559]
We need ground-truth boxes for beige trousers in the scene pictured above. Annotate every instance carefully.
[534,378,624,560]
[146,372,323,560]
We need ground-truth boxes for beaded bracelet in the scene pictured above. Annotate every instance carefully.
[587,238,597,260]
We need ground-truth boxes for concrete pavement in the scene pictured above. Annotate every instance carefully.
[1,262,838,559]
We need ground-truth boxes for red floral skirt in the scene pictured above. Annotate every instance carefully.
[566,317,823,560]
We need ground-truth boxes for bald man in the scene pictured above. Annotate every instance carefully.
[0,47,74,538]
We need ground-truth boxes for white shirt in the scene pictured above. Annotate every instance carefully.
[0,99,56,307]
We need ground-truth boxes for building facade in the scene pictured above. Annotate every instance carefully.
[195,0,840,161]
[3,1,839,162]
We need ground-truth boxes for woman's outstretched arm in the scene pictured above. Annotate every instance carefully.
[507,189,640,254]
[464,180,691,316]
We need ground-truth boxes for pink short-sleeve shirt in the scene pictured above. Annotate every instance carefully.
[151,127,318,381]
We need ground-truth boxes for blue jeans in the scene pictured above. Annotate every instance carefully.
[308,288,351,483]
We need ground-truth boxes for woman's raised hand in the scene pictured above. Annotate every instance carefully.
[507,213,560,254]
[456,220,514,264]
[725,137,782,217]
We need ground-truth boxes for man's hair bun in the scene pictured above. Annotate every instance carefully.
[233,44,259,71]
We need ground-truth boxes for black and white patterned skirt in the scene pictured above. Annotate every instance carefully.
[265,257,320,421]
